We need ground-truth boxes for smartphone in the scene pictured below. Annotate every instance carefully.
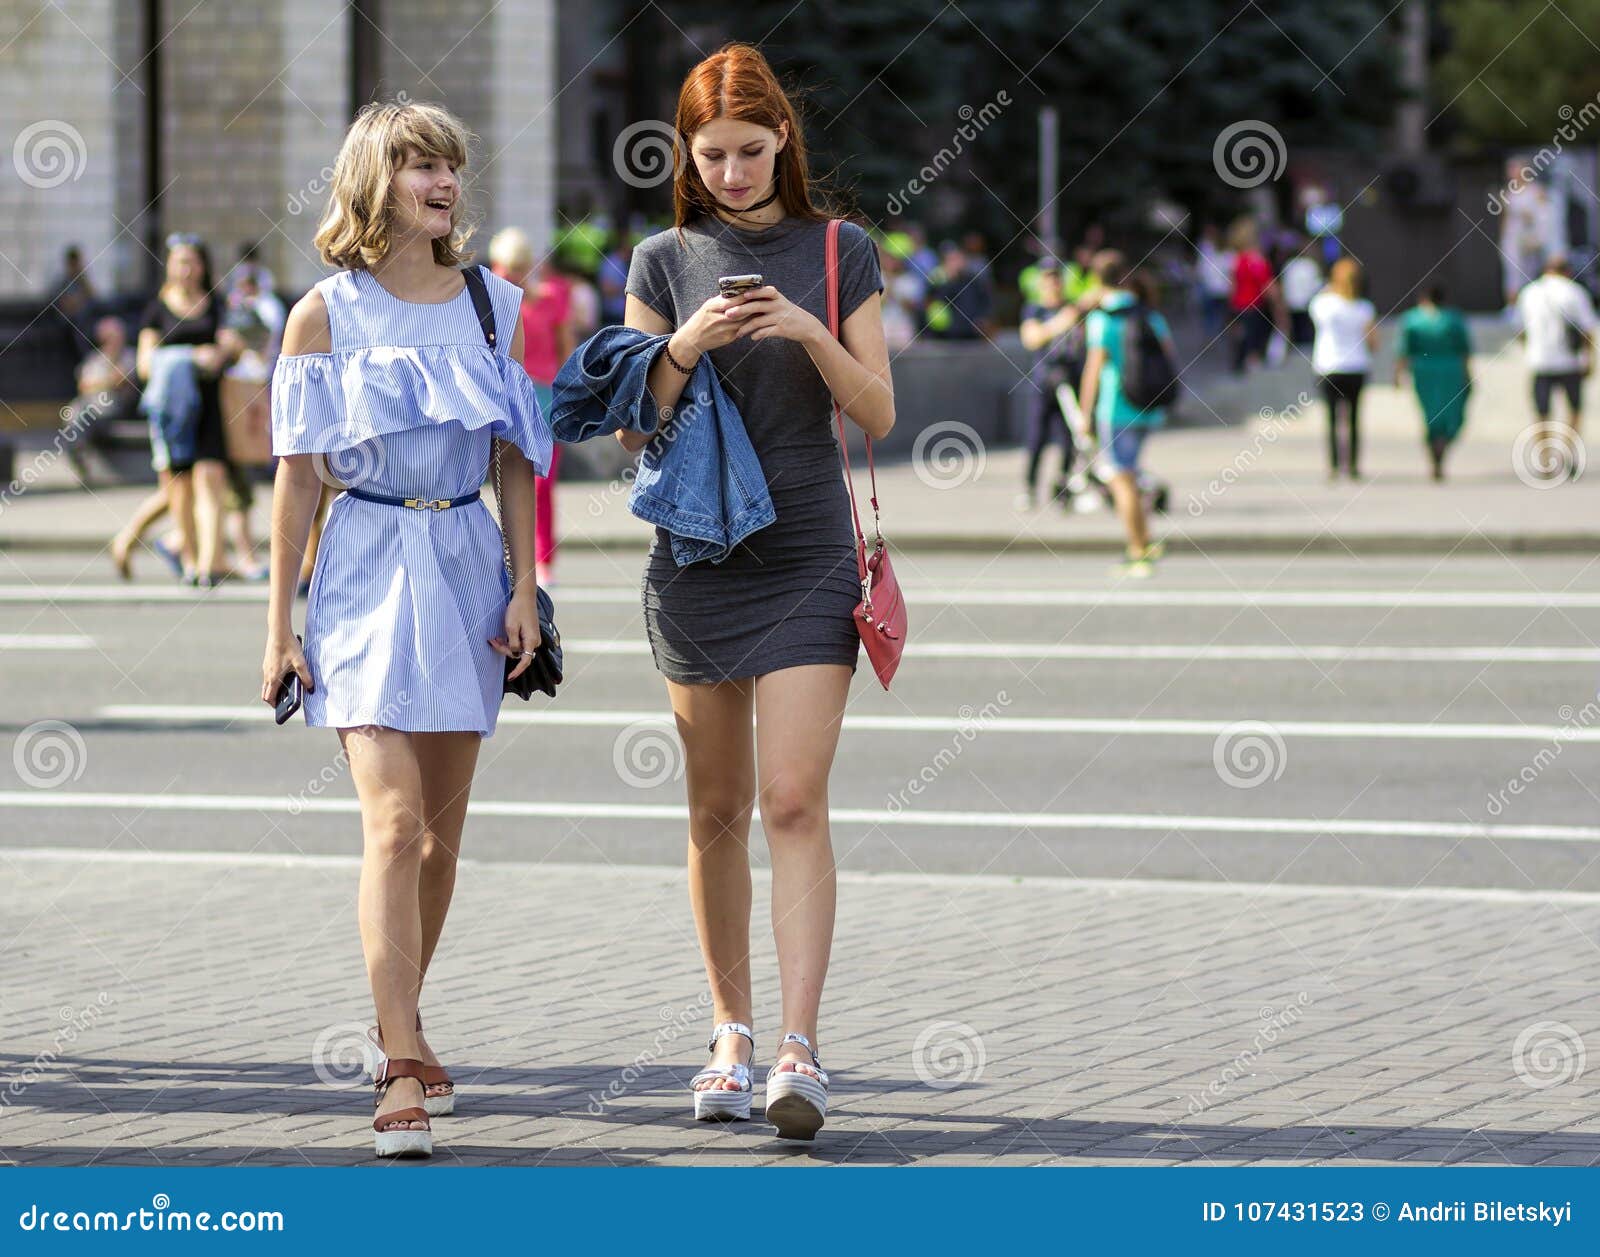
[273,634,305,726]
[718,273,764,299]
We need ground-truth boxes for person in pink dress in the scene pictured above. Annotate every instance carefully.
[490,230,570,585]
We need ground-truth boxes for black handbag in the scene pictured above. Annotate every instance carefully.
[462,265,564,701]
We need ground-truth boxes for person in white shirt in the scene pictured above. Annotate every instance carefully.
[1516,257,1597,451]
[1195,224,1234,340]
[1309,258,1378,480]
[1280,244,1322,346]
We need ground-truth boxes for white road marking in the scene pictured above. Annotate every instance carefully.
[0,634,95,649]
[6,846,1599,904]
[6,584,1600,608]
[1,791,1597,844]
[559,639,1600,664]
[93,704,1600,743]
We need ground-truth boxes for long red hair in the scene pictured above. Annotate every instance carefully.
[672,43,830,228]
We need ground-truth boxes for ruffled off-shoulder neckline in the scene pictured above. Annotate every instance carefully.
[270,341,553,475]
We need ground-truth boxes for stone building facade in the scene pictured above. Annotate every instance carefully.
[2,0,557,300]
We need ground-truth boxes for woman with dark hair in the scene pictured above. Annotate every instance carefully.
[117,235,240,585]
[1396,284,1472,481]
[619,42,893,1140]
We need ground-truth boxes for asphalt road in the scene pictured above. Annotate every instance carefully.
[4,547,1600,891]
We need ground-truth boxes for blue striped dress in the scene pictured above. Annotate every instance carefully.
[269,267,553,737]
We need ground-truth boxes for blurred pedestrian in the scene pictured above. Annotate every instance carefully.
[1310,257,1378,481]
[1017,260,1085,509]
[879,247,920,351]
[1280,241,1322,347]
[1395,285,1472,482]
[49,244,96,351]
[1227,217,1281,373]
[1517,255,1596,479]
[927,242,992,339]
[66,315,137,489]
[490,227,569,585]
[116,234,241,586]
[1078,251,1175,577]
[598,238,631,325]
[1195,224,1233,342]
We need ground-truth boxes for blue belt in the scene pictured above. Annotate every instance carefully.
[345,487,482,512]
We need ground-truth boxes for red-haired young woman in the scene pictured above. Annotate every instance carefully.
[620,43,894,1139]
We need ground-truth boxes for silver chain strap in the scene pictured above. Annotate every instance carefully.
[491,436,514,586]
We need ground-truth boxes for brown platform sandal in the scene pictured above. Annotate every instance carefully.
[372,1057,432,1158]
[367,1012,455,1116]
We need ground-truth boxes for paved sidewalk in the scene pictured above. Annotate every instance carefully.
[4,852,1598,1166]
[4,321,1597,557]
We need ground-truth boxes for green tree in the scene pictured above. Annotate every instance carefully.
[1435,0,1600,146]
[641,0,1401,254]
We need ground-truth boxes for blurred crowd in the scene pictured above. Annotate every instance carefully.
[38,200,1598,588]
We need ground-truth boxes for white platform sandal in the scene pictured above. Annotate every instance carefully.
[765,1032,830,1141]
[690,1021,755,1121]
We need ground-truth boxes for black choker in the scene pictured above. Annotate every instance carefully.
[720,187,781,222]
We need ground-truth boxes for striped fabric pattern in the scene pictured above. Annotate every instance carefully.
[270,267,546,738]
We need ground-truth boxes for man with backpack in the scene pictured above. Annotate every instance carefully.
[1077,250,1179,577]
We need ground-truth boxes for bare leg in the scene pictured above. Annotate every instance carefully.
[167,469,197,576]
[192,459,228,579]
[342,725,428,1131]
[753,664,851,1074]
[111,478,171,572]
[1108,470,1150,555]
[668,676,757,1090]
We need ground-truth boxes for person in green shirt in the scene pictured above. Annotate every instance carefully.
[1395,285,1472,481]
[1078,250,1175,577]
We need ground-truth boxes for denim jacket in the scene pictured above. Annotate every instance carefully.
[549,326,775,566]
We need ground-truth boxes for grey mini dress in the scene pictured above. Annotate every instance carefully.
[626,215,884,685]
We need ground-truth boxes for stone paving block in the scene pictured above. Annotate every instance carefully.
[3,856,1599,1166]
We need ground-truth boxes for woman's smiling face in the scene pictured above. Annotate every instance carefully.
[389,149,459,239]
[690,116,785,210]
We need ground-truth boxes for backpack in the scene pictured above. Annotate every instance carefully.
[1115,304,1179,410]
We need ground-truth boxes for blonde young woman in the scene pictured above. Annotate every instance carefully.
[260,101,550,1158]
[620,44,893,1140]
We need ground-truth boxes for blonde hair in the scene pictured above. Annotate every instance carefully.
[1327,257,1362,299]
[1226,216,1257,253]
[313,100,476,270]
[488,227,534,273]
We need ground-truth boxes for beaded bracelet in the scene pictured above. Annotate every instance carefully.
[661,342,695,375]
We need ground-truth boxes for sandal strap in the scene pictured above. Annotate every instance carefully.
[374,1057,426,1087]
[778,1032,820,1066]
[706,1021,754,1053]
[690,1063,752,1091]
[372,1107,429,1133]
[771,1033,828,1087]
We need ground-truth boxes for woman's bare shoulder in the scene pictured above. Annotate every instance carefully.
[282,286,332,355]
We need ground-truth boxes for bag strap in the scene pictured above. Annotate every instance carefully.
[824,219,877,585]
[462,265,516,586]
[461,264,498,350]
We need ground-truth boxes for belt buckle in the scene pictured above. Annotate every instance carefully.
[429,498,449,511]
[402,497,448,510]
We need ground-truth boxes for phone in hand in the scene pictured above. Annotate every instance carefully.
[273,634,305,726]
[718,273,764,300]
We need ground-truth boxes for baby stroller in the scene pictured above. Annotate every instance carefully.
[1053,381,1170,517]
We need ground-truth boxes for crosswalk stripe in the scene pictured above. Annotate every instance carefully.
[1,791,1596,843]
[92,704,1600,743]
